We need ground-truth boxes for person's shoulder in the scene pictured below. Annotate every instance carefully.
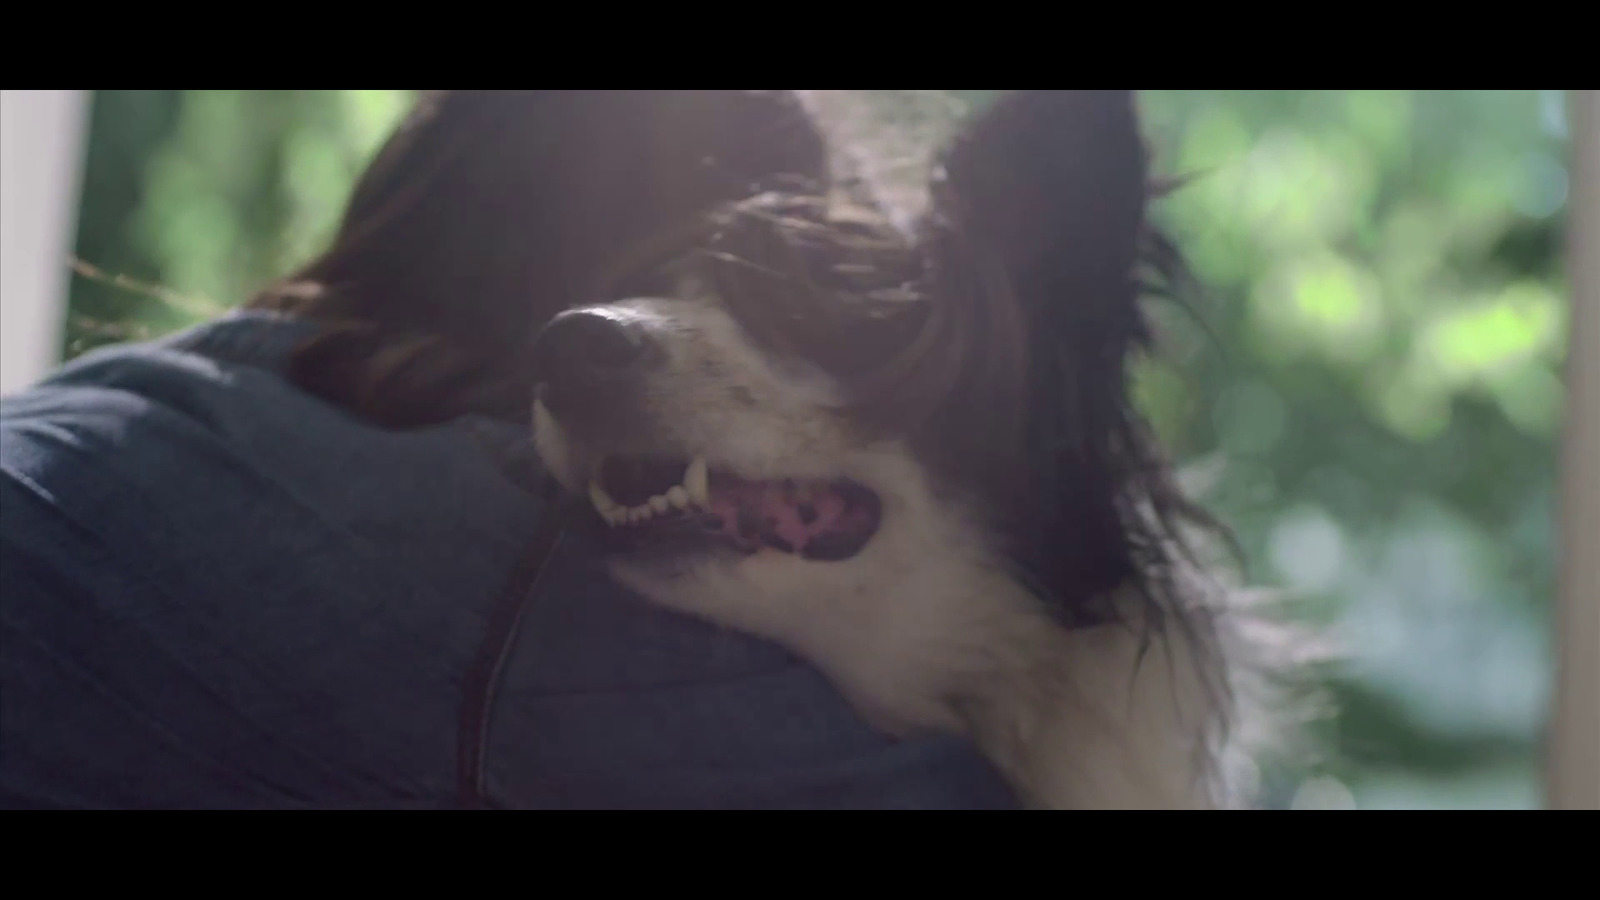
[8,311,354,435]
[0,310,547,598]
[4,311,315,437]
[3,310,536,481]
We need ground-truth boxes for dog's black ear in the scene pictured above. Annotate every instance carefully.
[932,90,1150,295]
[910,91,1168,612]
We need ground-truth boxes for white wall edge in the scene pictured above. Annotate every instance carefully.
[1,89,91,396]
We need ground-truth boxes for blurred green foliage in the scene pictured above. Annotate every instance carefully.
[68,90,414,353]
[64,90,1570,808]
[1137,90,1567,809]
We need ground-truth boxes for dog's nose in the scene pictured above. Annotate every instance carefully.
[531,308,658,416]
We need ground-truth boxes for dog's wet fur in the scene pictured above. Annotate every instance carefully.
[255,90,1312,809]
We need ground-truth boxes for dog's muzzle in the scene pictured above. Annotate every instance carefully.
[529,306,663,435]
[530,306,883,562]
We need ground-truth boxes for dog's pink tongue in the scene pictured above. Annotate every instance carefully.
[707,480,866,555]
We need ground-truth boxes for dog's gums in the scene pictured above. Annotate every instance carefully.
[586,455,883,560]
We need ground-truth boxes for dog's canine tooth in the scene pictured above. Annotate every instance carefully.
[684,457,710,507]
[649,494,670,513]
[667,486,690,509]
[590,481,618,516]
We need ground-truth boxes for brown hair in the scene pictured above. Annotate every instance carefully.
[249,90,828,427]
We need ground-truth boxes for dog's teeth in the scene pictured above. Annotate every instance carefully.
[667,486,690,509]
[603,509,624,527]
[649,494,670,514]
[629,506,653,524]
[589,481,618,515]
[684,457,710,507]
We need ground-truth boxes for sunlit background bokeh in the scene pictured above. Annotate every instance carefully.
[62,90,1572,809]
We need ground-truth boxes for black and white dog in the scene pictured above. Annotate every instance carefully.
[525,90,1301,809]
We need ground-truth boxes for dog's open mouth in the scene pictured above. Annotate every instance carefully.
[582,456,882,561]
